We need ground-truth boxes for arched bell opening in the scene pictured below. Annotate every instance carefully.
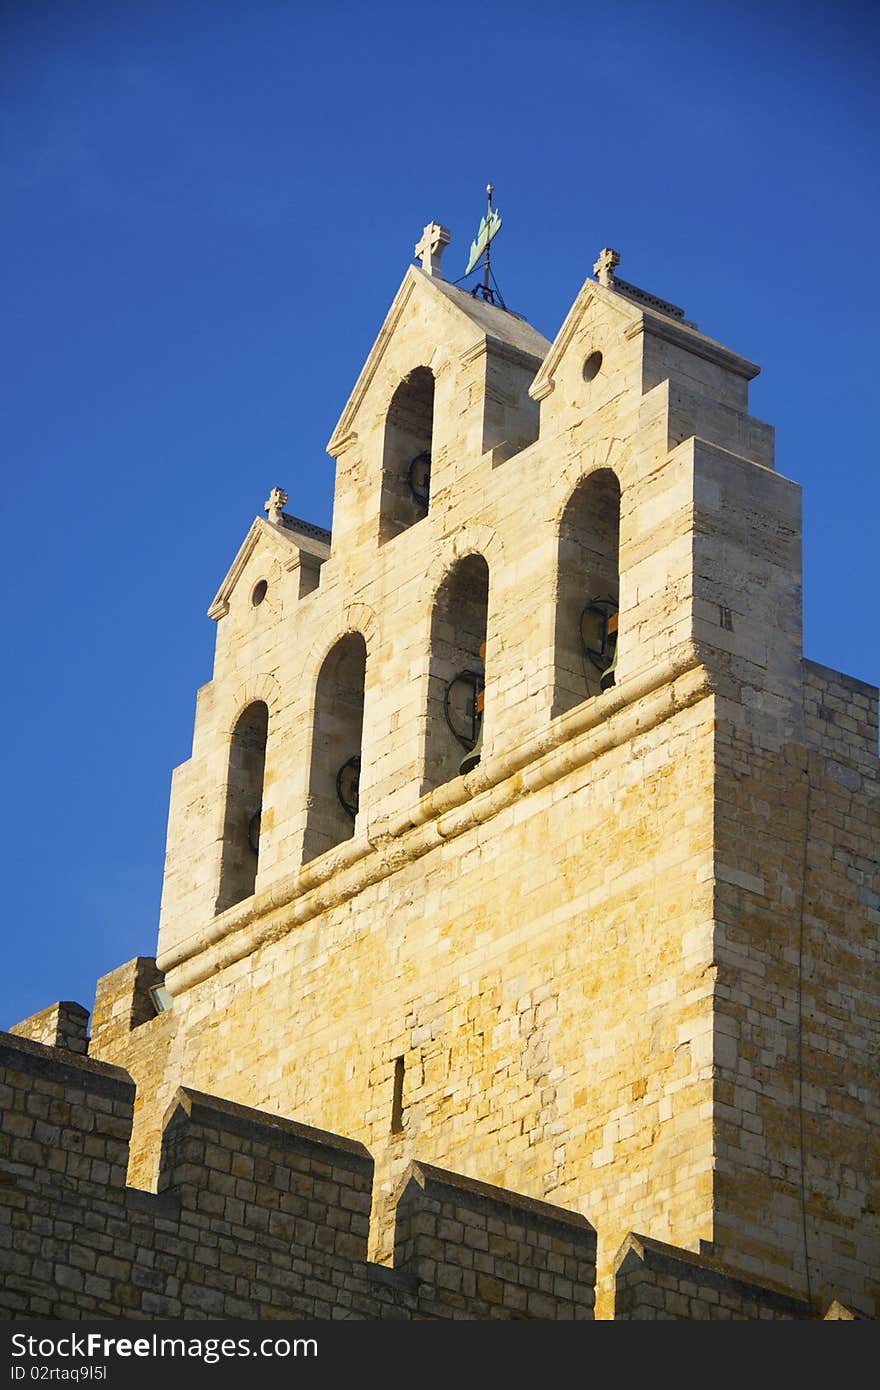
[552,469,621,717]
[379,367,435,543]
[216,701,269,914]
[303,633,367,863]
[423,554,489,791]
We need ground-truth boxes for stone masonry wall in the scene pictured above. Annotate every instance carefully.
[0,1032,597,1320]
[10,1002,89,1056]
[803,660,878,772]
[4,1031,845,1320]
[708,671,879,1313]
[613,1233,810,1319]
[93,691,720,1321]
[10,259,876,1324]
[89,960,177,1194]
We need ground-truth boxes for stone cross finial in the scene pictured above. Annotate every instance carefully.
[414,221,451,279]
[594,247,621,287]
[264,486,288,525]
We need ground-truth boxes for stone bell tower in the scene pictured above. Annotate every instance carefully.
[20,219,877,1318]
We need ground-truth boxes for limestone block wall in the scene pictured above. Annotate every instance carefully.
[391,1161,596,1319]
[709,671,879,1312]
[4,1031,847,1321]
[803,661,878,771]
[103,251,880,1315]
[90,960,177,1193]
[13,259,875,1325]
[9,1001,88,1056]
[1,1035,134,1316]
[689,438,804,740]
[84,650,879,1317]
[0,1032,597,1320]
[155,270,782,964]
[613,1233,811,1320]
[97,690,720,1320]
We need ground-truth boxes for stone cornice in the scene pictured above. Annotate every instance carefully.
[330,429,359,458]
[160,650,715,996]
[624,313,760,379]
[459,334,546,374]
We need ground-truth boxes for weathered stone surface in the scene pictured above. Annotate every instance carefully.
[8,239,878,1319]
[0,1033,595,1319]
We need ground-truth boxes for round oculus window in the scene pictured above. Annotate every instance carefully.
[251,579,268,607]
[582,350,603,382]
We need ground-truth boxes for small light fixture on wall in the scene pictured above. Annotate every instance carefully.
[149,984,174,1014]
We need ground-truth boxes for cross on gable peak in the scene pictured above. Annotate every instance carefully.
[594,247,621,287]
[414,221,451,279]
[264,486,288,525]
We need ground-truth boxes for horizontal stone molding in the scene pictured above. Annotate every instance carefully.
[160,649,715,994]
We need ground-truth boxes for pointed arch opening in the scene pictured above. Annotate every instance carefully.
[379,367,435,544]
[303,632,367,863]
[423,553,489,791]
[216,701,269,914]
[553,469,621,717]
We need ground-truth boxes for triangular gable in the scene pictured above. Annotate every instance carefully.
[326,266,551,457]
[530,275,760,402]
[529,277,639,402]
[207,516,327,621]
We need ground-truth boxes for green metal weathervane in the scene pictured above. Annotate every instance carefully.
[464,184,504,306]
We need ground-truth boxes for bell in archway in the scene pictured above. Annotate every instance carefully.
[459,720,483,776]
[600,614,618,690]
[581,598,618,691]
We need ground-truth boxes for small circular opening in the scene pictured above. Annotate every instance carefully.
[582,350,603,382]
[251,579,268,607]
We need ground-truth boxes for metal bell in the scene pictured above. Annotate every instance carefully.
[459,721,483,776]
[600,644,618,691]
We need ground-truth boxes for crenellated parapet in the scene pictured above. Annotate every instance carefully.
[613,1233,811,1320]
[1,1032,857,1320]
[0,1032,596,1320]
[9,1001,89,1056]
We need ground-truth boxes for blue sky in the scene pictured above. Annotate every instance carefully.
[2,0,878,1028]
